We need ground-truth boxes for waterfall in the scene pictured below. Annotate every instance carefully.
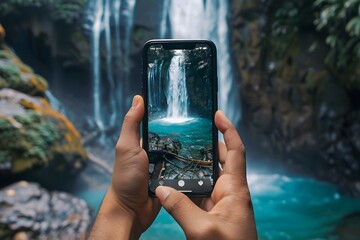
[161,0,241,126]
[148,60,164,111]
[166,54,189,119]
[85,0,136,130]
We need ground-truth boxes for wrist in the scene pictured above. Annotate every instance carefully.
[89,188,142,239]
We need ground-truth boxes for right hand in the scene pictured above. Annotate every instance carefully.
[155,110,258,240]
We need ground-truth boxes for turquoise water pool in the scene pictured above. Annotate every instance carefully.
[149,117,212,159]
[75,172,360,239]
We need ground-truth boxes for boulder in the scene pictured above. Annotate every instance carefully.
[200,145,213,161]
[0,47,47,97]
[0,88,87,187]
[148,132,182,154]
[0,181,90,239]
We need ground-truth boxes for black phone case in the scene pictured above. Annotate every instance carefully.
[142,39,219,197]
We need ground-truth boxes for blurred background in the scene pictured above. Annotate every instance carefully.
[0,0,360,239]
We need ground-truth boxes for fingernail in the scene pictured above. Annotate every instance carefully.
[156,186,170,201]
[131,96,141,108]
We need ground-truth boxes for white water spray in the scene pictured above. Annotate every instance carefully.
[161,0,241,126]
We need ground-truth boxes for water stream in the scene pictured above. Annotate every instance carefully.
[161,0,241,126]
[85,0,136,130]
[166,54,189,119]
[148,60,164,111]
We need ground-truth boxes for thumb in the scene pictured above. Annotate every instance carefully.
[117,95,144,151]
[156,186,206,231]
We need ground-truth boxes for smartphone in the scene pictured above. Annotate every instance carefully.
[142,39,218,197]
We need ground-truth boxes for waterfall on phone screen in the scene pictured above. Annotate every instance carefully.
[148,60,164,111]
[85,0,136,130]
[166,54,189,119]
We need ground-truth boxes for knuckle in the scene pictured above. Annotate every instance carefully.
[115,142,128,154]
[115,141,141,156]
[238,142,246,154]
[123,111,138,123]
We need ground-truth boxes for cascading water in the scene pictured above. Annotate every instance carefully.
[85,0,136,130]
[160,0,241,127]
[166,54,189,119]
[148,60,164,111]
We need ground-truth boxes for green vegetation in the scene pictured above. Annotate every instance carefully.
[0,0,88,23]
[268,0,360,88]
[314,0,360,87]
[0,112,60,171]
[0,49,47,96]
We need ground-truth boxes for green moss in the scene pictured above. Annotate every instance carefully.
[0,50,47,96]
[0,112,60,172]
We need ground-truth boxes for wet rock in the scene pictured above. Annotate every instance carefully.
[148,132,182,154]
[334,213,360,240]
[0,181,90,239]
[0,88,88,187]
[200,145,213,161]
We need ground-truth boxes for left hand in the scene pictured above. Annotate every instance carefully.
[89,95,160,239]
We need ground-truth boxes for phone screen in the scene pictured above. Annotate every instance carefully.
[143,40,218,196]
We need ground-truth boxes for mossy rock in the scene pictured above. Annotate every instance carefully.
[0,88,87,186]
[0,47,47,97]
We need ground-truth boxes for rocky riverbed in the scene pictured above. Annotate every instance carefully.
[0,181,90,239]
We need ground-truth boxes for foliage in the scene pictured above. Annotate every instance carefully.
[268,0,315,55]
[267,0,360,87]
[314,0,360,80]
[0,0,88,23]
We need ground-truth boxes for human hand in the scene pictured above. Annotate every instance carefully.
[89,95,160,239]
[155,110,258,240]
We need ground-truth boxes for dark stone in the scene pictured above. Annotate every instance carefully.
[0,181,90,239]
[148,132,182,154]
[200,145,213,161]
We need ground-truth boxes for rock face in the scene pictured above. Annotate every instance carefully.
[230,1,360,195]
[0,181,90,239]
[0,35,87,187]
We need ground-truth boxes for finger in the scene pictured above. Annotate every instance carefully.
[215,110,246,177]
[156,186,207,230]
[218,141,227,165]
[116,95,144,152]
